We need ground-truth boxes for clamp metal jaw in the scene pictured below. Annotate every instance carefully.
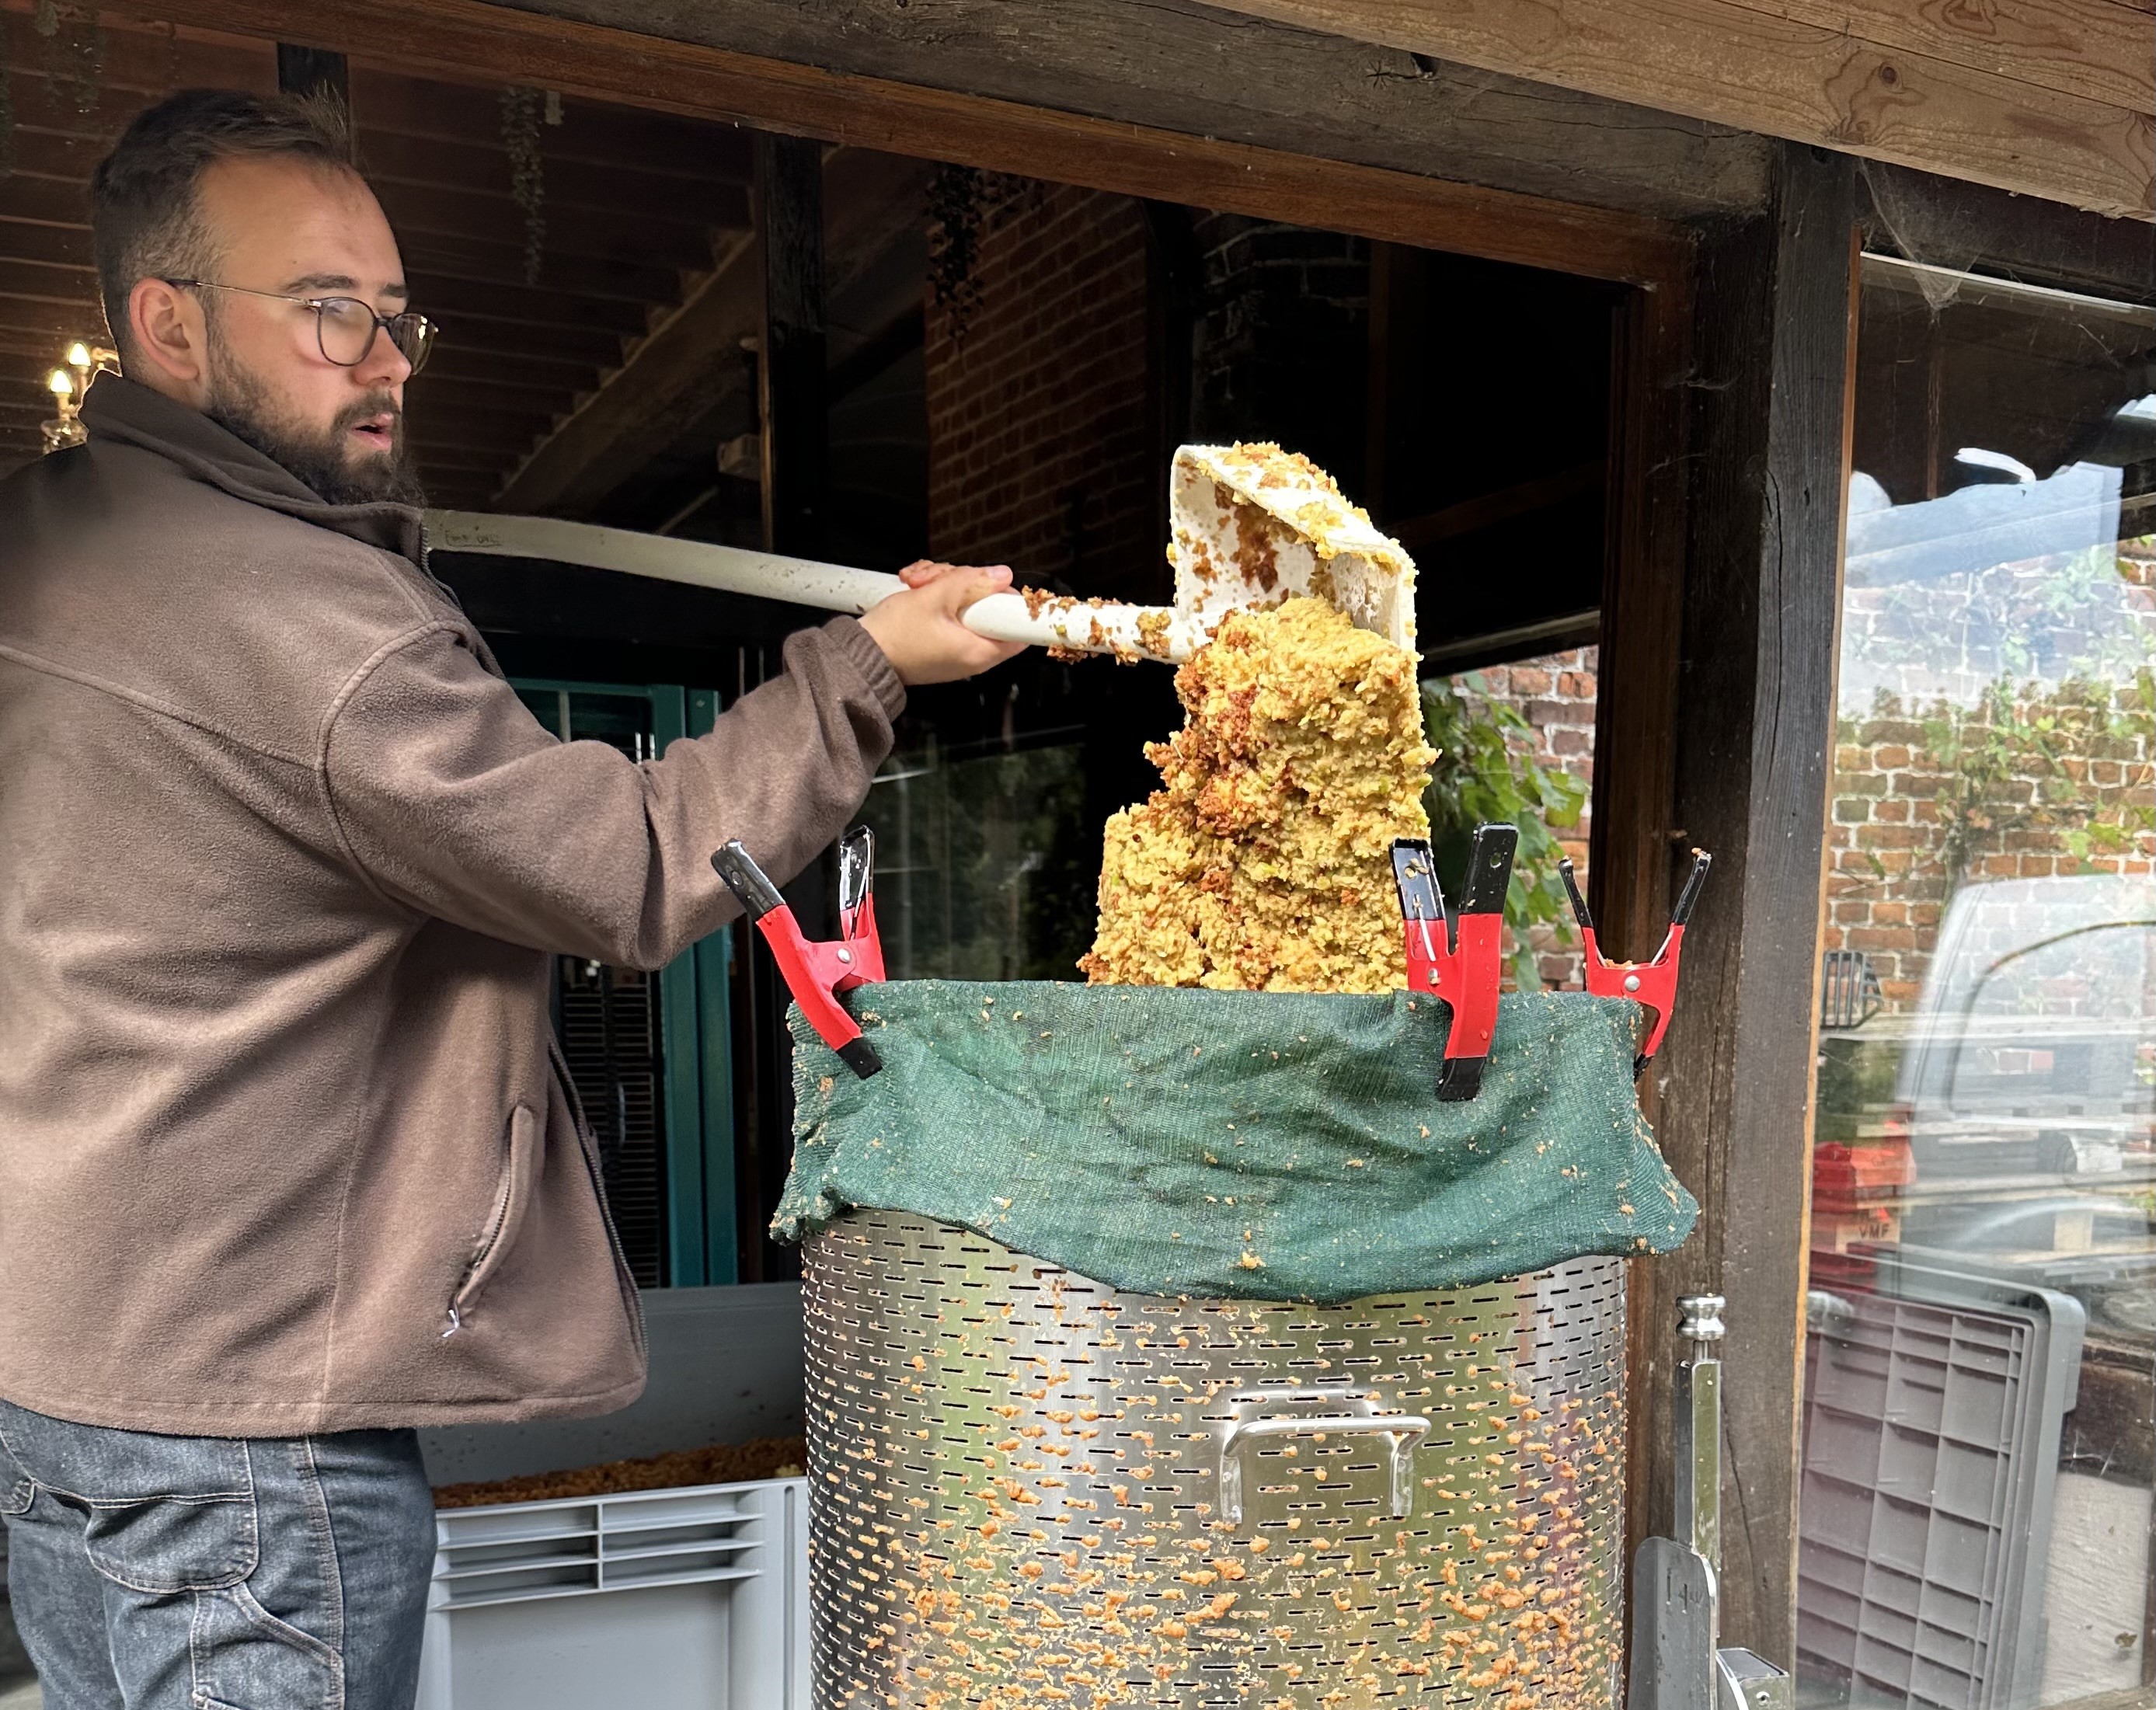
[1560,849,1712,1077]
[1391,824,1517,1102]
[711,825,886,1079]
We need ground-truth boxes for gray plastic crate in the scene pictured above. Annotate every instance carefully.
[1798,1260,2085,1710]
[415,1475,808,1710]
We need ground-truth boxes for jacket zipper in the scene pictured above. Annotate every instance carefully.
[549,1035,647,1357]
[442,1164,517,1338]
[443,1110,525,1339]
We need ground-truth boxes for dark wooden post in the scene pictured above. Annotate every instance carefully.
[275,44,350,109]
[734,133,830,1280]
[1637,141,1858,1663]
[756,133,827,558]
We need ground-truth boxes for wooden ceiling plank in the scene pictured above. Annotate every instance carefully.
[404,442,535,467]
[371,179,723,270]
[415,347,605,392]
[0,9,274,97]
[0,217,96,271]
[408,360,597,401]
[402,273,657,339]
[1743,0,2153,113]
[398,230,685,305]
[0,326,91,360]
[358,131,753,227]
[107,0,1697,284]
[0,300,106,341]
[496,148,930,514]
[0,175,92,232]
[1213,0,2151,218]
[0,259,103,308]
[423,321,625,363]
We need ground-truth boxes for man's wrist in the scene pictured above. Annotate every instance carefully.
[832,614,908,716]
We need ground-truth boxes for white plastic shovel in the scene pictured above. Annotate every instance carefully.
[424,444,1416,664]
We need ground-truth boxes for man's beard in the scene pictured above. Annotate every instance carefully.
[204,346,427,508]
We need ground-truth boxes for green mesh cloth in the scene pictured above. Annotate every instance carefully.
[775,983,1695,1302]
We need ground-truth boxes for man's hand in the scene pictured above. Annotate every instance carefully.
[859,560,1027,686]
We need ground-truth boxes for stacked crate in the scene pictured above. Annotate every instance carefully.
[1811,1121,1915,1286]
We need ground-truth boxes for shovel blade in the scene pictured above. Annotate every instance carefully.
[1169,444,1417,654]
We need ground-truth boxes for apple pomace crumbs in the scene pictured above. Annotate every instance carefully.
[1081,596,1434,994]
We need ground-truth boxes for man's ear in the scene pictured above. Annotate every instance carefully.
[126,277,210,402]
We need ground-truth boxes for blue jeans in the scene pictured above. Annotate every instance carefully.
[0,1399,434,1710]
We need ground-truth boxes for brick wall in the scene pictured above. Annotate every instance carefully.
[1444,646,1599,989]
[1824,543,2156,1011]
[1824,689,2154,1009]
[1189,214,1369,492]
[924,179,1159,602]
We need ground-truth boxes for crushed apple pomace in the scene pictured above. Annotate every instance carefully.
[1081,596,1435,994]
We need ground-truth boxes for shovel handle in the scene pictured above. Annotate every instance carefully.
[423,510,1200,661]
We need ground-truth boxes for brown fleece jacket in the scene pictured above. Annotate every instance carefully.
[0,376,904,1434]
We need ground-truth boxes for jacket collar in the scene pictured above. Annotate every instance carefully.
[80,372,427,567]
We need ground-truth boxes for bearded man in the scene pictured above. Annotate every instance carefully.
[0,89,1019,1708]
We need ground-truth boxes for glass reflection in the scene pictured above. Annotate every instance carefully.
[1802,258,2155,1710]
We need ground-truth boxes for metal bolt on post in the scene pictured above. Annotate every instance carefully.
[1629,1295,1794,1710]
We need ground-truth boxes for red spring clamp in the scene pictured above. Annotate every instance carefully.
[1392,825,1517,1102]
[1558,849,1711,1077]
[711,826,886,1079]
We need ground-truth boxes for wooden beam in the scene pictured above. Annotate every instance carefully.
[1859,160,2156,305]
[1212,0,2151,219]
[471,0,1768,220]
[1252,0,2156,115]
[1639,141,1858,1660]
[107,0,1695,287]
[495,148,928,515]
[754,132,826,556]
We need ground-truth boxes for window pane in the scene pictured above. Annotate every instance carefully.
[857,737,1092,982]
[1802,257,2156,1710]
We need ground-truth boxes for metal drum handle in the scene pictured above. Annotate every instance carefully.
[1219,1410,1431,1526]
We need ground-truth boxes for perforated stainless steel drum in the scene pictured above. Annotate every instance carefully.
[803,1210,1628,1710]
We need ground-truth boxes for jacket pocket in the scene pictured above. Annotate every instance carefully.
[448,1102,540,1333]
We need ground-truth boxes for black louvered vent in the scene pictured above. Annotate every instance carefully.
[556,959,666,1288]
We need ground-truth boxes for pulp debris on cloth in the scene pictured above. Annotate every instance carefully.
[1081,596,1434,993]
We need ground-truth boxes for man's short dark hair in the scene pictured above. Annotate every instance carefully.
[89,88,355,362]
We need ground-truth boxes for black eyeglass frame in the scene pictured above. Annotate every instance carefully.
[159,278,436,374]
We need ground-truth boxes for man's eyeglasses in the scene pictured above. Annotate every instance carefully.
[162,280,437,374]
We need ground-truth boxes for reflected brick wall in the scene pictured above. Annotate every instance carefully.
[1823,542,2156,1012]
